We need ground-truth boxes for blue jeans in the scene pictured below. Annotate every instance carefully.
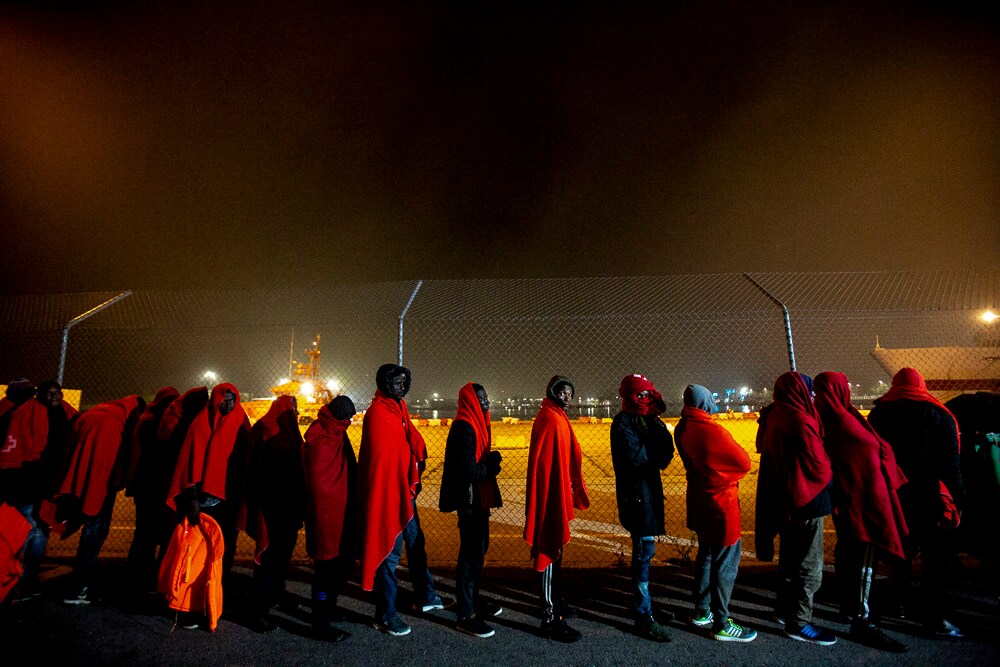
[631,535,656,620]
[374,530,405,623]
[72,492,117,593]
[15,503,48,590]
[692,538,742,625]
[402,499,439,604]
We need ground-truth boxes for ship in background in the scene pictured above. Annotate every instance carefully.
[871,310,1000,402]
[244,334,341,424]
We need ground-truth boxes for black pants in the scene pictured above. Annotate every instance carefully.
[252,513,301,617]
[455,508,490,619]
[834,535,876,621]
[127,496,174,591]
[313,554,353,618]
[892,527,953,627]
[538,557,565,622]
[200,500,239,580]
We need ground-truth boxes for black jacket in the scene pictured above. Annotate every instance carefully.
[439,420,500,515]
[868,399,965,532]
[610,412,674,536]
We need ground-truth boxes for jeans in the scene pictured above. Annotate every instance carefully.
[456,508,490,619]
[374,530,405,623]
[72,492,117,592]
[402,498,439,604]
[14,502,48,590]
[777,517,825,629]
[692,538,742,624]
[631,535,656,621]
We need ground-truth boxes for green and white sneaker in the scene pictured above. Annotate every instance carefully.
[715,618,758,643]
[690,610,714,627]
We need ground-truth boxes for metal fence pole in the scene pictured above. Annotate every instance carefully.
[398,280,423,366]
[57,291,132,384]
[743,274,796,371]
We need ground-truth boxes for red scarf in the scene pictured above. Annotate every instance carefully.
[357,390,424,591]
[166,383,249,509]
[757,372,832,510]
[618,374,666,416]
[303,404,356,561]
[815,372,908,559]
[55,395,142,517]
[454,383,501,509]
[675,406,752,546]
[523,397,590,571]
[0,399,77,469]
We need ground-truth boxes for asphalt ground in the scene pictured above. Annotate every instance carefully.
[4,554,997,666]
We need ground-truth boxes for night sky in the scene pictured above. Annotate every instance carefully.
[1,1,997,295]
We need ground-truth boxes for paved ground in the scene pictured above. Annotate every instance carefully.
[5,557,997,666]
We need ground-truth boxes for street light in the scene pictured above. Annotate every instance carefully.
[203,370,217,383]
[982,309,998,324]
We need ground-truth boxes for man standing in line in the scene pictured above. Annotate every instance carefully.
[358,364,443,637]
[755,372,836,646]
[675,384,757,643]
[440,382,503,638]
[609,373,674,642]
[524,375,589,643]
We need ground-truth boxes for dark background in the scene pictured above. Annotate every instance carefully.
[2,1,998,295]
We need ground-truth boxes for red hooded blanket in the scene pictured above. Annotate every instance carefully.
[0,503,31,604]
[0,399,77,470]
[454,382,501,509]
[524,397,590,571]
[675,406,751,546]
[815,372,908,560]
[303,404,356,561]
[357,390,425,591]
[167,383,250,509]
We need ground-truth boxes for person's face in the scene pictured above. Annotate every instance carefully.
[636,390,651,402]
[554,385,573,406]
[43,386,62,407]
[289,396,299,414]
[387,373,408,399]
[219,391,236,415]
[475,388,490,413]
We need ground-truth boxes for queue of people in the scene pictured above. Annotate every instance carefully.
[0,366,979,653]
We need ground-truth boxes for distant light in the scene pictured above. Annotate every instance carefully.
[739,386,750,397]
[277,377,289,385]
[203,370,217,381]
[300,381,315,397]
[432,392,439,399]
[982,309,998,324]
[327,379,339,392]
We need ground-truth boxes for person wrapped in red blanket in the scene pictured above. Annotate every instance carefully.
[303,394,358,642]
[814,371,908,652]
[524,375,589,643]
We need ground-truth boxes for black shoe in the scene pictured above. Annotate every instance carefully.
[557,601,578,619]
[249,616,276,634]
[542,618,582,643]
[313,621,349,642]
[636,619,671,642]
[457,614,496,638]
[479,601,503,618]
[850,622,908,653]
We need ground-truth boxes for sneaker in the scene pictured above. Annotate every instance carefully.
[928,618,964,639]
[714,618,758,643]
[786,623,837,646]
[421,596,447,612]
[479,601,503,617]
[375,616,412,637]
[178,612,201,630]
[636,620,671,642]
[690,609,714,627]
[541,618,582,643]
[850,622,907,653]
[63,587,90,606]
[456,614,496,638]
[313,622,349,642]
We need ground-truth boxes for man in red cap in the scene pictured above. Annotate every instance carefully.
[524,375,589,643]
[610,373,674,642]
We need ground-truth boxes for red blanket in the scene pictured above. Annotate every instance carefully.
[357,391,424,590]
[454,382,501,509]
[757,372,832,510]
[55,395,142,517]
[303,404,356,561]
[124,387,179,495]
[0,399,78,469]
[166,384,250,509]
[0,503,31,604]
[524,397,589,571]
[675,406,751,546]
[815,372,908,559]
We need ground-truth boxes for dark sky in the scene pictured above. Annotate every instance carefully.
[1,1,997,294]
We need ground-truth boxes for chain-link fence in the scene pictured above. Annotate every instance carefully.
[1,270,997,569]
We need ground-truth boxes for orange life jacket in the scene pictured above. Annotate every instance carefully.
[157,514,224,631]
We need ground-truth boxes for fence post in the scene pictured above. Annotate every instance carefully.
[398,281,423,366]
[742,274,796,372]
[58,291,132,384]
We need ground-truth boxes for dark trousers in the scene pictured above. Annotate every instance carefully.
[538,556,565,622]
[374,529,405,623]
[71,492,118,593]
[834,535,876,621]
[201,500,239,580]
[313,553,353,616]
[402,499,438,604]
[777,517,825,629]
[693,537,742,625]
[126,496,174,591]
[892,528,953,627]
[14,502,48,592]
[630,534,656,621]
[251,513,301,617]
[456,508,490,619]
